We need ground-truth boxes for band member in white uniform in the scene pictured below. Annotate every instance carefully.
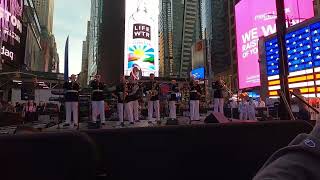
[169,80,179,120]
[129,73,141,123]
[90,75,106,125]
[239,99,249,120]
[145,73,160,124]
[63,74,80,127]
[114,75,127,127]
[125,78,137,125]
[132,82,142,123]
[213,80,225,114]
[189,79,202,122]
[248,98,257,120]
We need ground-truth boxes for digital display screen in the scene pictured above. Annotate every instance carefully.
[124,0,159,77]
[247,92,260,98]
[191,67,205,80]
[235,0,314,89]
[0,0,25,63]
[265,19,320,98]
[266,22,320,76]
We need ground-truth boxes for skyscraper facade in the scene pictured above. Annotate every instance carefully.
[159,0,184,77]
[159,0,201,78]
[34,0,59,73]
[88,0,103,81]
[180,0,201,78]
[80,21,90,87]
[34,0,54,34]
[201,0,232,77]
[314,0,320,16]
[87,0,125,83]
[23,0,42,72]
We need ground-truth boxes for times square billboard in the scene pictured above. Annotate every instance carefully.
[124,0,159,77]
[235,0,314,89]
[265,17,320,98]
[0,0,25,64]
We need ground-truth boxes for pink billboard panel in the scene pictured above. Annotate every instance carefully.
[235,0,314,89]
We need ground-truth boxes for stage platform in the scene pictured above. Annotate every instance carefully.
[45,116,207,132]
[44,115,260,132]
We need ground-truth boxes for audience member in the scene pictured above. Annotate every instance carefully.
[254,122,320,179]
[6,102,14,113]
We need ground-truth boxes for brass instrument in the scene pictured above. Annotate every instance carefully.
[220,80,233,97]
[120,80,128,101]
[151,81,158,96]
[71,81,79,91]
[147,81,158,98]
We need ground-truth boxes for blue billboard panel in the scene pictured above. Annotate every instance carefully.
[265,21,320,76]
[191,67,205,80]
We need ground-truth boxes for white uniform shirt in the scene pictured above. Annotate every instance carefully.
[258,101,266,108]
[239,102,248,113]
[248,102,256,113]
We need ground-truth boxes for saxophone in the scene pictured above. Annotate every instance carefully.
[150,81,159,97]
[121,80,128,101]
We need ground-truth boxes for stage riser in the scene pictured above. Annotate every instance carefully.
[0,121,313,180]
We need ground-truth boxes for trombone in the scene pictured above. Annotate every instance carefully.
[220,80,233,97]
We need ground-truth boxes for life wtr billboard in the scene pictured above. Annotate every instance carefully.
[124,0,159,77]
[235,0,314,89]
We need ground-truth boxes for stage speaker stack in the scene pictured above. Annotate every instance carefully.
[204,112,230,124]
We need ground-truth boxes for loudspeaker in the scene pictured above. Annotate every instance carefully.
[87,121,101,129]
[204,113,230,124]
[14,126,41,135]
[166,118,179,125]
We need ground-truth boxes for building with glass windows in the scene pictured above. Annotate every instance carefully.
[159,0,201,78]
[88,0,103,82]
[201,0,236,78]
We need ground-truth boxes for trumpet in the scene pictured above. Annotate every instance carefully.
[220,80,233,97]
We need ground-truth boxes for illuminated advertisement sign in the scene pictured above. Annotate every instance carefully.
[235,0,314,89]
[124,0,159,77]
[191,67,205,80]
[0,0,24,63]
[192,40,205,69]
[265,18,320,98]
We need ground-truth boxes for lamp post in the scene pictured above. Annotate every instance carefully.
[276,0,291,120]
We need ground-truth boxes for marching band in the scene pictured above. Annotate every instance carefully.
[63,73,222,129]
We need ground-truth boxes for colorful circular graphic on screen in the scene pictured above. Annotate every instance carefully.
[128,45,155,63]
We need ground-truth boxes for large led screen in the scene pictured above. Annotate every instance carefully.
[265,19,320,98]
[124,0,159,77]
[235,0,314,89]
[0,0,24,63]
[191,67,205,80]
